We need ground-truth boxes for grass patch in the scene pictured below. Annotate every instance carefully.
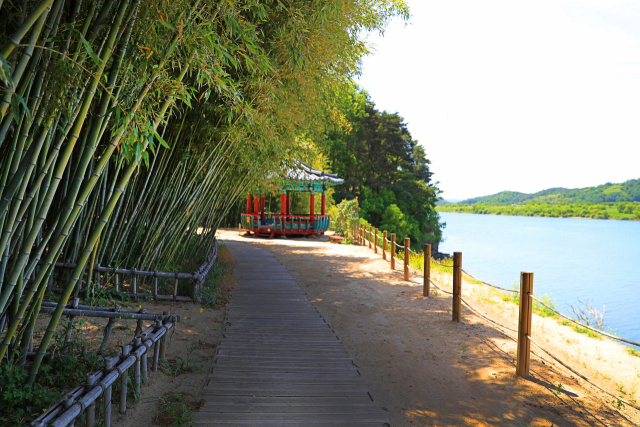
[154,392,200,427]
[195,244,235,308]
[627,348,640,357]
[559,319,602,339]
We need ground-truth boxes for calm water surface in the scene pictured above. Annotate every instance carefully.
[438,212,640,343]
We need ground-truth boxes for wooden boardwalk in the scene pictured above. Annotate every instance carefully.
[196,240,389,426]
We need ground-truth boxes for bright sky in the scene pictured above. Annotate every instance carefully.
[358,0,640,201]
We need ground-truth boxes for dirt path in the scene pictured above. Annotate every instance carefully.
[217,229,640,427]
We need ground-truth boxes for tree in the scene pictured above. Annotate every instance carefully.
[325,85,443,246]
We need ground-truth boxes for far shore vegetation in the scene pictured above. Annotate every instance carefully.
[438,178,640,220]
[437,201,640,220]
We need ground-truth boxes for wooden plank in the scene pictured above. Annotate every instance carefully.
[196,240,389,426]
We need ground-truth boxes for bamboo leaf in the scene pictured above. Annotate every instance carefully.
[158,20,177,31]
[0,53,12,88]
[153,129,170,149]
[78,33,103,68]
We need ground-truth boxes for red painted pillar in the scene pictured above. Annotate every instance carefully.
[260,195,265,222]
[321,193,326,215]
[246,194,252,214]
[281,191,286,215]
[254,194,259,216]
[286,193,291,215]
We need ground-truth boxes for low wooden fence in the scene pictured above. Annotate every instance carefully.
[27,241,221,426]
[29,314,178,427]
[357,224,640,412]
[47,240,218,302]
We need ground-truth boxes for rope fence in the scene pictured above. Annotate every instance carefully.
[461,268,520,293]
[354,223,640,415]
[530,294,640,348]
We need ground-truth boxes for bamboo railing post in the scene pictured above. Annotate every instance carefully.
[452,252,462,322]
[159,312,168,359]
[63,396,75,427]
[85,373,95,426]
[517,272,534,378]
[100,317,116,353]
[424,244,431,297]
[135,309,145,336]
[120,345,129,414]
[374,228,378,254]
[141,344,148,384]
[104,356,114,427]
[152,319,161,373]
[368,226,372,249]
[134,337,141,399]
[382,231,387,260]
[390,234,396,269]
[132,270,138,297]
[153,271,158,300]
[404,238,410,281]
[173,273,179,301]
[115,273,119,293]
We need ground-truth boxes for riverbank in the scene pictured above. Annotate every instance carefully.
[437,203,640,221]
[217,229,640,426]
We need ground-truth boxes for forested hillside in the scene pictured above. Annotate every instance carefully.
[461,178,640,204]
[438,178,640,220]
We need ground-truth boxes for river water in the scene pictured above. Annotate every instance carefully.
[438,212,640,344]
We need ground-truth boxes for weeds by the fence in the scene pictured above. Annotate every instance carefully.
[196,245,234,308]
[0,330,104,426]
[154,392,200,427]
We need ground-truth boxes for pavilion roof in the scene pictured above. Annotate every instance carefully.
[285,159,344,185]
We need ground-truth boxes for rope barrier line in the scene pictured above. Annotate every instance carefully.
[460,297,519,333]
[527,336,640,412]
[356,229,640,415]
[460,269,519,294]
[430,257,453,268]
[529,295,640,348]
[429,278,453,295]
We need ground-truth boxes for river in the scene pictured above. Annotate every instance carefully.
[438,212,640,344]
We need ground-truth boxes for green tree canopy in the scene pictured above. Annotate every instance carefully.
[326,85,443,245]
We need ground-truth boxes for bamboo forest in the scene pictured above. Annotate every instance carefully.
[0,0,410,423]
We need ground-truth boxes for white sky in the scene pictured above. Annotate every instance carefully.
[358,0,640,200]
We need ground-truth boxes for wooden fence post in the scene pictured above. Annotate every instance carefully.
[382,231,387,260]
[134,337,141,398]
[517,272,534,378]
[104,357,115,426]
[404,238,410,281]
[452,252,462,322]
[132,270,137,297]
[374,228,378,254]
[390,234,396,270]
[368,226,372,249]
[159,312,169,359]
[423,244,431,297]
[120,345,129,414]
[85,373,95,426]
[153,319,161,373]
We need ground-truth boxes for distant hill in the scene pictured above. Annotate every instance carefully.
[436,198,463,205]
[461,178,640,204]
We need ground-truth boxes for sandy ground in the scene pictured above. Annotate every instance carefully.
[215,228,640,427]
